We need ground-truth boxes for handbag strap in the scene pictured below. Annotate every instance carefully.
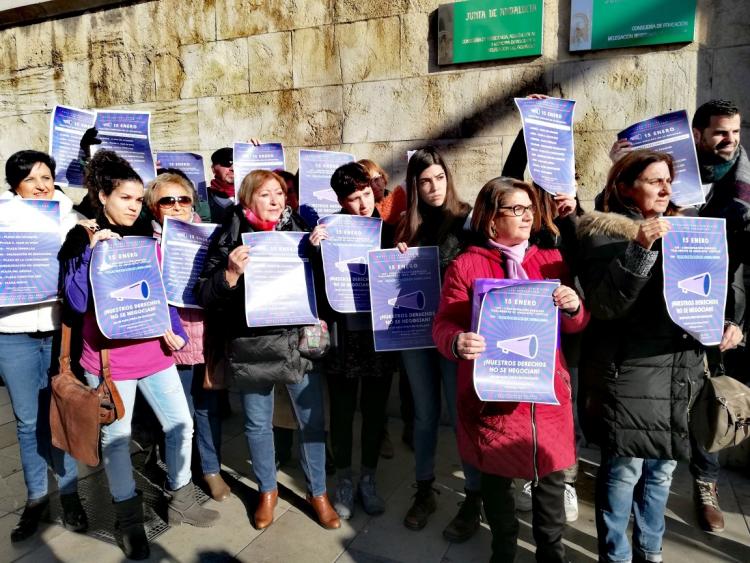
[59,323,73,374]
[100,348,126,421]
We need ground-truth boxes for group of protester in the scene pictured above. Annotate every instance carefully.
[0,96,746,563]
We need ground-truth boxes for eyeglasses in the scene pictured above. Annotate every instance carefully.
[498,204,534,217]
[157,195,193,208]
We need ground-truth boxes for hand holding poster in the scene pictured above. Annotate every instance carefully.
[298,149,355,225]
[161,217,219,308]
[618,110,703,207]
[474,280,560,403]
[242,232,318,327]
[90,237,170,339]
[0,199,60,307]
[320,215,382,313]
[49,105,97,187]
[514,97,576,196]
[94,110,156,184]
[368,247,441,351]
[156,152,209,202]
[233,143,286,200]
[662,217,728,346]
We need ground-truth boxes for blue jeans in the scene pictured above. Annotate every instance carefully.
[0,332,78,500]
[177,365,222,475]
[241,370,326,496]
[401,348,481,491]
[84,365,193,502]
[595,455,677,563]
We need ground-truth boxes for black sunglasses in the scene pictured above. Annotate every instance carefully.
[157,195,193,208]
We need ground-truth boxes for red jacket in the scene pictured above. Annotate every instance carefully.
[432,244,589,480]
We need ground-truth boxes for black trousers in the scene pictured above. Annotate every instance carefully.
[481,470,567,563]
[328,373,393,471]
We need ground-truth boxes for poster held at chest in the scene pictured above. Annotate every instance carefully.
[368,247,441,351]
[320,215,382,314]
[241,231,319,328]
[298,150,355,226]
[662,217,728,346]
[474,280,560,404]
[90,237,170,339]
[0,199,61,307]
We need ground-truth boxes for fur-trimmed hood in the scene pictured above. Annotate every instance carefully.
[576,210,641,241]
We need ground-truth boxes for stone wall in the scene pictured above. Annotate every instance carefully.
[0,0,748,207]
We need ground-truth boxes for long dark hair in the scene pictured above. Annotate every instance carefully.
[84,150,142,214]
[602,150,679,217]
[395,147,469,245]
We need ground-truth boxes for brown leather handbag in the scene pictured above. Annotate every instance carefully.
[50,323,125,466]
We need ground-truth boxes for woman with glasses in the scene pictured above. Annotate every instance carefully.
[59,151,219,560]
[392,147,483,542]
[432,177,588,562]
[145,173,230,502]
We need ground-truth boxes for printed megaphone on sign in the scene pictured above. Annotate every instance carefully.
[335,257,368,276]
[387,291,425,311]
[110,280,150,301]
[313,188,340,203]
[496,335,538,359]
[677,272,711,297]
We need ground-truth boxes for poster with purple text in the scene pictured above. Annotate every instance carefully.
[156,152,208,202]
[298,149,355,225]
[49,105,97,187]
[662,217,727,345]
[233,142,286,200]
[90,237,170,339]
[474,281,560,403]
[94,110,156,184]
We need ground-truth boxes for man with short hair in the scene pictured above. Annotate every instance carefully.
[208,147,235,224]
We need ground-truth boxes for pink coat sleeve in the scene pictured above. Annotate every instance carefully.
[433,259,472,360]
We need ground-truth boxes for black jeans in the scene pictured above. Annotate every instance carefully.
[689,432,720,483]
[328,373,393,471]
[482,470,567,563]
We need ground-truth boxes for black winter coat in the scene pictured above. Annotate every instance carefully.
[577,210,706,461]
[195,205,313,390]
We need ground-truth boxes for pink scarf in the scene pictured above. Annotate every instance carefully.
[488,239,529,280]
[243,208,278,231]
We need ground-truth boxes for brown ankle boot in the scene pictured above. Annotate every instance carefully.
[307,493,341,529]
[203,473,230,502]
[254,490,278,530]
[694,480,724,532]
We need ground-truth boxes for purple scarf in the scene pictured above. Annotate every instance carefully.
[488,239,529,280]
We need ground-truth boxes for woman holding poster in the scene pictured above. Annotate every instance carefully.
[196,169,339,531]
[577,150,739,563]
[60,151,219,560]
[145,173,229,502]
[432,177,587,562]
[0,150,88,542]
[392,147,484,542]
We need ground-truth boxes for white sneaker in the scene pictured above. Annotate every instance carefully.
[515,480,532,512]
[564,484,579,522]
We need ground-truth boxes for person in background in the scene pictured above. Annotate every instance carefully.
[433,176,587,562]
[359,158,407,226]
[0,150,88,542]
[208,147,235,225]
[275,169,299,212]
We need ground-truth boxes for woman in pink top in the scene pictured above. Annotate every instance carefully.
[59,151,219,560]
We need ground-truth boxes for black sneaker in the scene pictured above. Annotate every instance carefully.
[403,480,438,530]
[442,490,482,543]
[11,496,50,542]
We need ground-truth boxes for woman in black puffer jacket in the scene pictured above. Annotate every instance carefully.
[196,169,340,532]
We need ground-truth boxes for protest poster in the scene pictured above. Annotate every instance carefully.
[437,0,543,65]
[93,110,156,184]
[298,149,355,225]
[241,231,318,327]
[156,152,209,202]
[515,97,577,196]
[320,215,382,313]
[90,236,170,339]
[368,246,441,351]
[233,142,286,200]
[161,217,219,308]
[49,105,97,187]
[618,110,704,207]
[569,0,696,52]
[662,217,728,346]
[474,280,560,403]
[0,199,60,307]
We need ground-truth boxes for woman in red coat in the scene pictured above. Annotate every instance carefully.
[432,177,588,563]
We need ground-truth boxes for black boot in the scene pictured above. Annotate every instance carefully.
[11,496,49,542]
[403,479,438,530]
[113,491,149,560]
[443,489,482,543]
[60,492,89,533]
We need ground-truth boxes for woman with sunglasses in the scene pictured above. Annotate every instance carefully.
[432,177,588,562]
[59,151,219,560]
[145,173,230,502]
[393,147,482,543]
